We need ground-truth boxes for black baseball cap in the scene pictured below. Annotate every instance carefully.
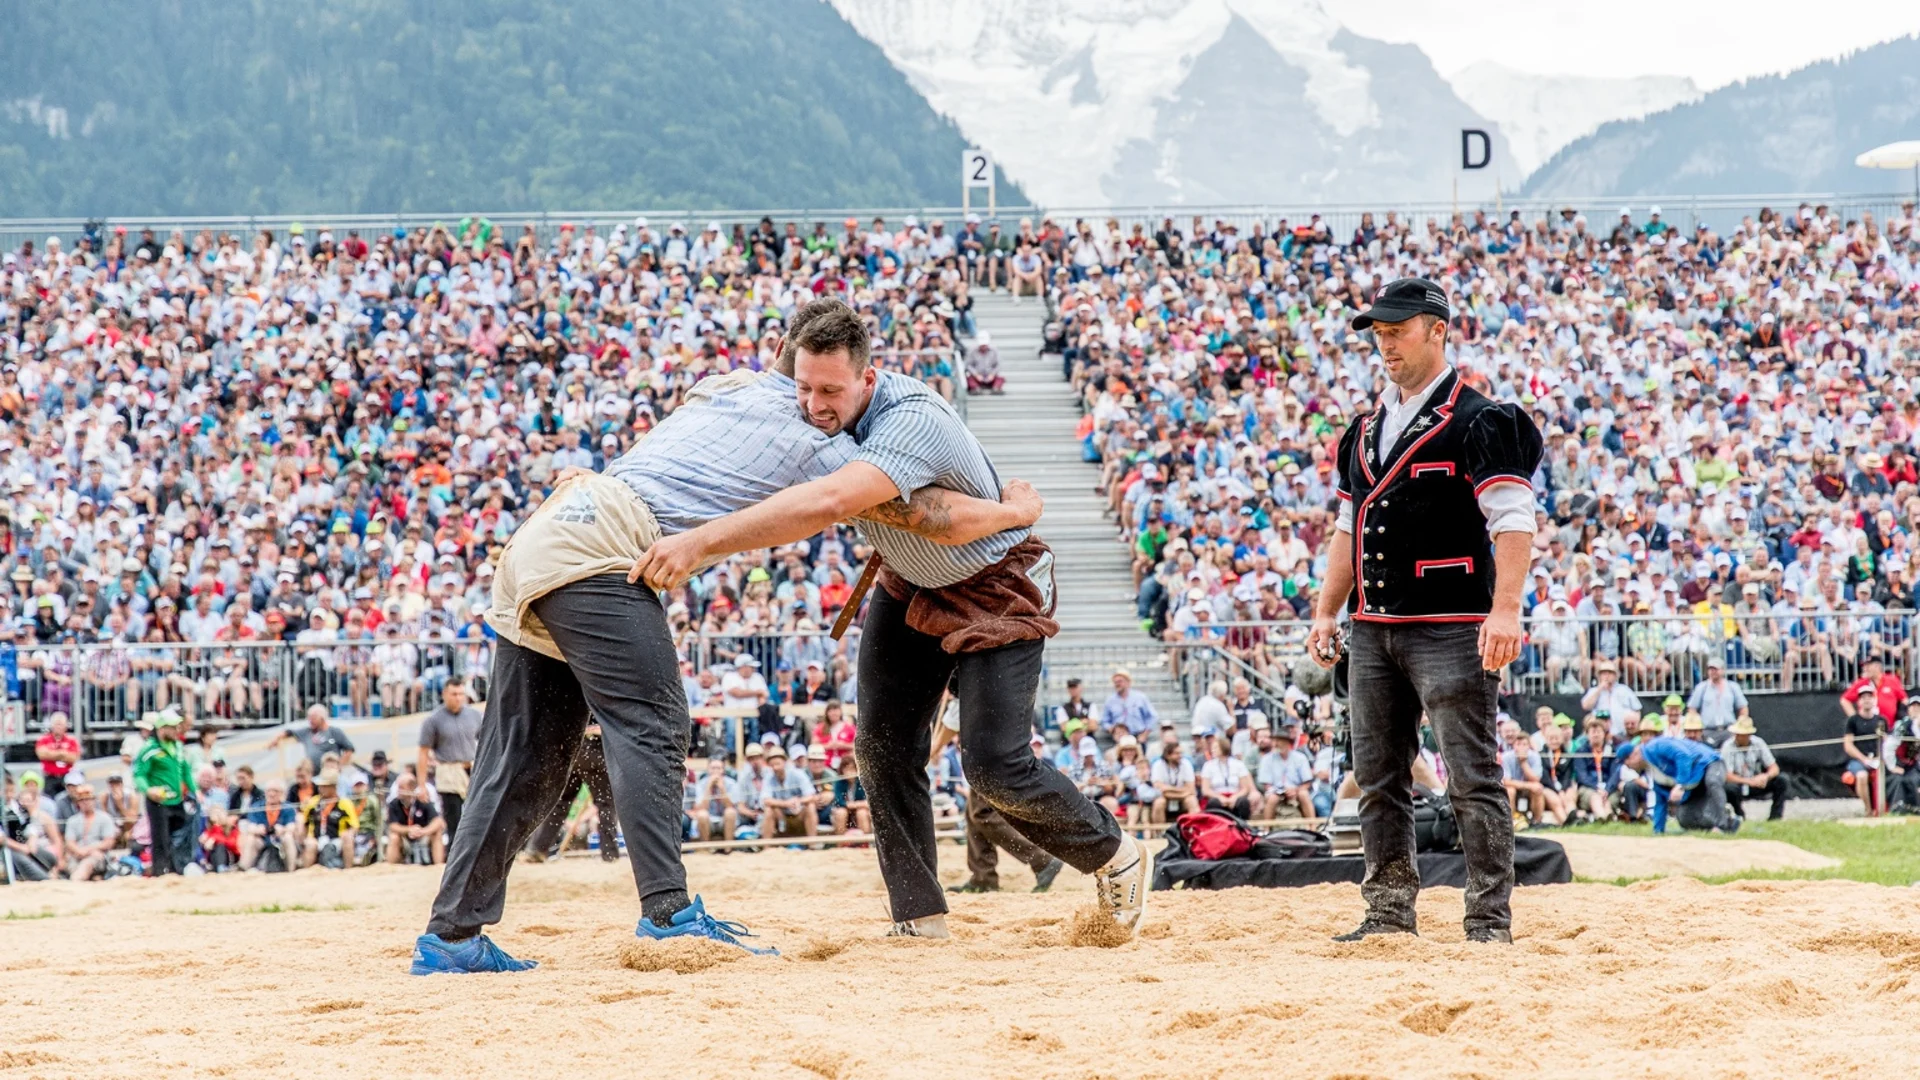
[1350,277,1450,329]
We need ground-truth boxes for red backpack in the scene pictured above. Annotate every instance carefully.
[1176,810,1256,860]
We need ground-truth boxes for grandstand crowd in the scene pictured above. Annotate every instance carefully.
[6,196,1920,879]
[1067,201,1920,701]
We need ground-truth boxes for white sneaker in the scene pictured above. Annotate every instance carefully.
[887,915,950,939]
[1094,836,1151,931]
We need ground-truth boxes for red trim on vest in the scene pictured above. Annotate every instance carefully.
[1414,557,1474,576]
[1411,462,1456,478]
[1473,474,1531,497]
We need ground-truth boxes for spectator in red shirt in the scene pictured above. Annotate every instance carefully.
[808,699,857,772]
[1840,658,1904,724]
[33,711,81,796]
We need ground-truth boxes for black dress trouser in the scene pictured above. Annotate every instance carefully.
[1347,621,1515,935]
[441,793,465,847]
[857,585,1123,923]
[426,575,689,939]
[1723,776,1789,821]
[963,793,1054,889]
[145,798,194,876]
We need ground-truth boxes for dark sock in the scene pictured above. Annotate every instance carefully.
[642,889,691,925]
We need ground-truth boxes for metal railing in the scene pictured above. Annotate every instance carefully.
[0,636,493,742]
[7,190,1910,259]
[1038,610,1916,706]
[2,608,1897,743]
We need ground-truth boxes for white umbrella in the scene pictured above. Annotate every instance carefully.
[1855,140,1920,199]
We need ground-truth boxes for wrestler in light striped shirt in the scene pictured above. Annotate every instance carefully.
[848,370,1027,587]
[605,370,854,536]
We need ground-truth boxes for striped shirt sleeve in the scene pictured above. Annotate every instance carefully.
[852,394,961,500]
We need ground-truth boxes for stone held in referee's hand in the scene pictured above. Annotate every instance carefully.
[1349,277,1451,329]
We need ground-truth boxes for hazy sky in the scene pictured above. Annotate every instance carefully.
[1323,0,1920,88]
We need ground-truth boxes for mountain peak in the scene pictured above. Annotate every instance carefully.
[1446,62,1701,175]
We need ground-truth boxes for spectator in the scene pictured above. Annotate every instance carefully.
[1101,668,1157,740]
[1888,698,1920,813]
[1053,677,1093,734]
[271,704,356,773]
[3,774,52,882]
[1719,717,1786,821]
[1842,685,1886,815]
[687,756,741,843]
[3,772,61,879]
[417,679,481,842]
[1620,734,1741,835]
[758,745,816,842]
[1840,657,1904,726]
[1537,720,1580,825]
[1571,716,1621,822]
[297,767,359,869]
[383,772,446,864]
[1190,680,1231,746]
[1686,660,1750,745]
[101,774,139,849]
[829,753,871,836]
[1500,722,1547,827]
[1579,661,1640,741]
[1256,732,1314,819]
[32,712,79,795]
[1069,735,1117,816]
[60,780,118,880]
[1197,733,1255,818]
[239,782,299,871]
[964,333,1004,395]
[1148,739,1197,823]
[1111,734,1149,826]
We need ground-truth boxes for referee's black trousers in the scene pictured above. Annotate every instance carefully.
[1348,621,1514,935]
[856,585,1123,923]
[426,576,689,939]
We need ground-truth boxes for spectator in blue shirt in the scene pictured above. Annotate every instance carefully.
[1621,735,1740,835]
[1570,716,1621,822]
[239,782,299,870]
[757,746,817,842]
[1101,669,1158,739]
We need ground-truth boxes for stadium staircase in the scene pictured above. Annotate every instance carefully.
[962,293,1188,717]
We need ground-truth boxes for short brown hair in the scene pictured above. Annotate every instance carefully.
[777,299,870,376]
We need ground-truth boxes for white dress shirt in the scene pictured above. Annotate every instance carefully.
[1336,366,1535,537]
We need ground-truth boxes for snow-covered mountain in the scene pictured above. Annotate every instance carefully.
[828,0,1519,208]
[1446,62,1701,175]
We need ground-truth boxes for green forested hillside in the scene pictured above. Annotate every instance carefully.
[0,0,997,215]
[1522,34,1920,198]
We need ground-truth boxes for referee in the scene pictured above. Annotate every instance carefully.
[1306,278,1544,945]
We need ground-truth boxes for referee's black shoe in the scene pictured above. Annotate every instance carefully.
[947,879,997,894]
[1332,918,1416,942]
[1465,927,1513,944]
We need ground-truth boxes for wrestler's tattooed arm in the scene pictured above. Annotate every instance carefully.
[851,481,1042,544]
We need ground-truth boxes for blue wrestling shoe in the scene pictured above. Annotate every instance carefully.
[409,933,540,975]
[635,895,779,956]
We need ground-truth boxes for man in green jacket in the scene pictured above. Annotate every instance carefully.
[133,712,197,876]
